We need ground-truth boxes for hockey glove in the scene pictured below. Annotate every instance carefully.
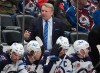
[50,44,62,56]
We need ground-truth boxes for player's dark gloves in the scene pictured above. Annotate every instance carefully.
[50,44,62,56]
[29,71,37,73]
[8,71,17,73]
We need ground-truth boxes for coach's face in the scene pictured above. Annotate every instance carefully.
[41,6,54,20]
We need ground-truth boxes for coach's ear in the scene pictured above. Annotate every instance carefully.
[96,45,100,54]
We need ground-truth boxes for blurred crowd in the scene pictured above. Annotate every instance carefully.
[0,0,100,32]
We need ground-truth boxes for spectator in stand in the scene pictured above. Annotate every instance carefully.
[83,0,98,16]
[38,0,48,8]
[38,0,65,10]
[17,0,23,14]
[78,0,94,32]
[17,0,39,17]
[48,0,72,30]
[93,1,100,26]
[65,0,77,31]
[66,0,94,32]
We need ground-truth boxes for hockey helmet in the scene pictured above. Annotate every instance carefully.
[10,43,24,56]
[56,36,69,49]
[73,40,90,54]
[27,40,41,53]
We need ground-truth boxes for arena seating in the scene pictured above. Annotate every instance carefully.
[0,14,21,30]
[16,15,34,30]
[2,30,22,45]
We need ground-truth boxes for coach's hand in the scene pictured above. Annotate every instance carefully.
[24,30,31,40]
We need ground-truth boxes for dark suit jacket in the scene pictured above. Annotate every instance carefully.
[88,25,100,67]
[27,16,67,48]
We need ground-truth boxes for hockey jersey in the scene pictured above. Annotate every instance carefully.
[78,8,94,32]
[37,54,72,73]
[69,54,95,73]
[1,54,27,73]
[66,5,94,32]
[49,54,72,73]
[17,0,39,15]
[0,52,10,72]
[22,54,37,72]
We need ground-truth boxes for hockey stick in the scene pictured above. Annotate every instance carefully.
[57,53,67,66]
[35,36,43,47]
[33,36,44,73]
[96,45,100,54]
[49,53,68,73]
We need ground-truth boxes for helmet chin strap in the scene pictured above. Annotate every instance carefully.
[28,55,35,64]
[32,52,37,62]
[79,50,86,58]
[32,56,35,62]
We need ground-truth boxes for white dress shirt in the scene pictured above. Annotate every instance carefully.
[43,17,53,50]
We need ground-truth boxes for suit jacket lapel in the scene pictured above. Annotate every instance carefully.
[52,18,56,44]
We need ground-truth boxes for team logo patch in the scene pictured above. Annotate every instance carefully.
[54,66,65,73]
[78,9,94,31]
[77,68,88,73]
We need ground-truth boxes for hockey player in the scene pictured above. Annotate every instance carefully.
[49,36,73,73]
[36,36,72,73]
[69,40,95,73]
[1,43,28,73]
[22,40,42,73]
[0,44,10,72]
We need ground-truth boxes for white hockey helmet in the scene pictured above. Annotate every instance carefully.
[10,43,24,56]
[56,36,69,49]
[27,40,41,53]
[73,40,90,54]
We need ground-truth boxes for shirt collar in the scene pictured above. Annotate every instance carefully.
[43,17,52,23]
